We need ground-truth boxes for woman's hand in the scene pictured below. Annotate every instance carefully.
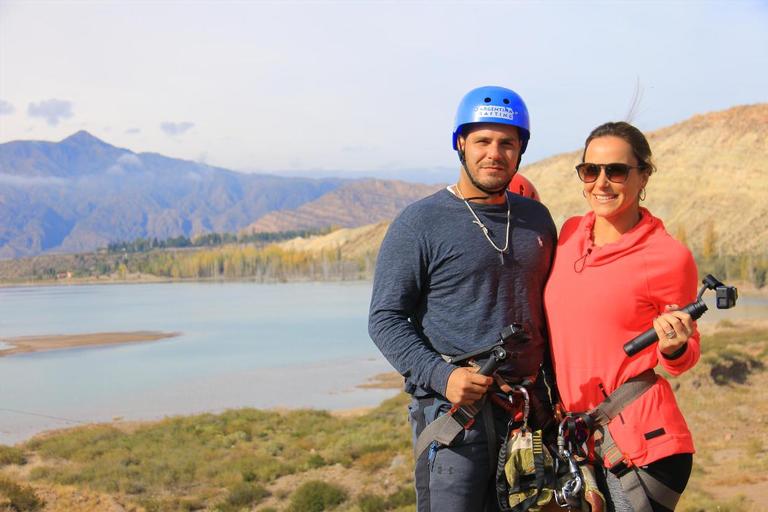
[653,304,694,356]
[445,366,493,406]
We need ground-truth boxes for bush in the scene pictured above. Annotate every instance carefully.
[306,453,326,469]
[705,349,764,385]
[386,486,416,508]
[0,446,26,467]
[287,480,348,512]
[358,493,387,512]
[225,482,269,508]
[0,477,44,511]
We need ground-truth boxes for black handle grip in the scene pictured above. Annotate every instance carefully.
[623,300,708,356]
[477,347,507,375]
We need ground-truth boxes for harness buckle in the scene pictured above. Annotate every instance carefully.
[607,459,633,478]
[449,404,476,430]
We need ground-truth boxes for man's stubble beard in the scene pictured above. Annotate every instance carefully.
[463,163,516,196]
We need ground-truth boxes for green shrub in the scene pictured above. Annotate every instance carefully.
[358,492,387,512]
[0,477,44,511]
[287,480,348,512]
[225,482,269,507]
[386,486,416,508]
[0,446,26,467]
[704,349,764,385]
[306,453,326,469]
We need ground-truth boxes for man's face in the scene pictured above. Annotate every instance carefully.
[457,123,521,195]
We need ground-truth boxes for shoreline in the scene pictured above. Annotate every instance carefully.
[2,275,766,297]
[0,274,373,289]
[2,369,403,446]
[0,331,180,357]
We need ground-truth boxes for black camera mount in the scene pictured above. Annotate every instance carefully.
[623,274,738,356]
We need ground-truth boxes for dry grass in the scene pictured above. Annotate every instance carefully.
[1,320,766,511]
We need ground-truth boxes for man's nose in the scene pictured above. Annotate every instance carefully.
[486,142,502,159]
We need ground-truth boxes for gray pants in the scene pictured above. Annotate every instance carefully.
[409,396,509,512]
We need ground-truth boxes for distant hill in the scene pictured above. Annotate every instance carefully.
[276,221,390,261]
[241,179,442,234]
[0,131,346,258]
[521,103,768,255]
[282,104,768,261]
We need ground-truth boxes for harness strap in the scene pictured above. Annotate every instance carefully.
[531,430,546,497]
[586,370,682,512]
[481,399,497,477]
[589,369,658,426]
[634,467,682,510]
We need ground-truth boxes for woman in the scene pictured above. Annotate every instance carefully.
[545,122,700,512]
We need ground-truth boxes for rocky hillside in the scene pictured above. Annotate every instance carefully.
[521,103,768,255]
[241,179,441,234]
[276,221,390,261]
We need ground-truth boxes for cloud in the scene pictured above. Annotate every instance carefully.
[161,121,194,136]
[106,153,144,175]
[27,99,74,125]
[0,99,14,115]
[117,153,143,167]
[0,174,67,187]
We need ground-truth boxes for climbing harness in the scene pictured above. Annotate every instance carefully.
[557,369,684,512]
[496,385,558,512]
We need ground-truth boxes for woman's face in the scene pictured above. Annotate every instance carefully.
[582,136,649,229]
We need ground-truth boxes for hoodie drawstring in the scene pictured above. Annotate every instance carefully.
[573,247,592,273]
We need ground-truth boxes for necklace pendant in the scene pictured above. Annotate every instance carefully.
[499,251,505,264]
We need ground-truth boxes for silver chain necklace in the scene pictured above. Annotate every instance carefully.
[453,183,511,263]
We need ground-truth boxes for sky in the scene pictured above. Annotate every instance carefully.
[1,0,767,183]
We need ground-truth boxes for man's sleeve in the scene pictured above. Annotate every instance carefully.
[368,217,455,396]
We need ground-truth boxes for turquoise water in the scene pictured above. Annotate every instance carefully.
[0,282,398,444]
[0,281,765,445]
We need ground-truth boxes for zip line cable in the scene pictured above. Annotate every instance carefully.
[0,408,90,425]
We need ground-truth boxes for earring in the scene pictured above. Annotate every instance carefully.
[640,188,646,201]
[582,190,587,198]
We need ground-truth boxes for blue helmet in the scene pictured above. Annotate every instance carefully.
[452,86,530,154]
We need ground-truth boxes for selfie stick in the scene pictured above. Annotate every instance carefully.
[623,275,737,357]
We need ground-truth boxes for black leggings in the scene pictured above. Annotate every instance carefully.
[600,453,693,512]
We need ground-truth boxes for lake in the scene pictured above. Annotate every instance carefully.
[0,281,398,445]
[1,281,765,446]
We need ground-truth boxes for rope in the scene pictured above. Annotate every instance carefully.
[0,408,90,425]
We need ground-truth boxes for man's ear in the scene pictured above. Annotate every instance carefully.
[456,135,465,152]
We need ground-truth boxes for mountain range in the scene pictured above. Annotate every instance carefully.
[0,132,347,259]
[2,103,766,259]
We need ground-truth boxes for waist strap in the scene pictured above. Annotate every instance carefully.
[577,370,681,512]
[589,369,657,426]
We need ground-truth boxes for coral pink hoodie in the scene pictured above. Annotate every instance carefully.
[545,208,700,467]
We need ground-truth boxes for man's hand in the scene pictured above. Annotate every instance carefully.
[445,366,493,406]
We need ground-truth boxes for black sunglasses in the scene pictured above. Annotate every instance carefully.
[575,163,645,184]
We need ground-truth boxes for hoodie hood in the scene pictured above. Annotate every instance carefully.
[574,207,661,269]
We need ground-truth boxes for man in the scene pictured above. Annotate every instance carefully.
[368,86,557,511]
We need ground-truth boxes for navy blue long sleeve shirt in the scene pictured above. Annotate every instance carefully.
[368,188,557,398]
